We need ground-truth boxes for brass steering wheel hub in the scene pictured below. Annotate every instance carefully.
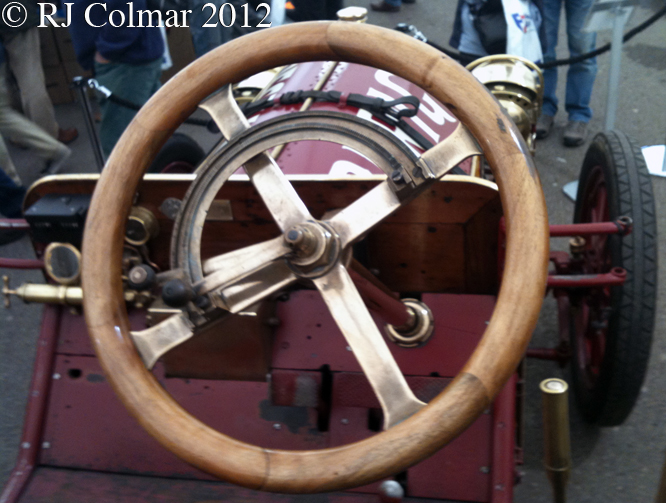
[284,220,342,278]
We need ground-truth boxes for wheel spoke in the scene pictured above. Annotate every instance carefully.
[199,85,251,140]
[210,260,297,314]
[417,122,482,179]
[313,263,425,429]
[243,154,312,231]
[328,181,402,248]
[130,312,195,369]
[200,86,311,231]
[327,123,480,248]
[197,236,291,295]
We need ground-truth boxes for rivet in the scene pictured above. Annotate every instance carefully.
[21,442,30,449]
[341,418,349,425]
[480,466,490,474]
[42,442,51,449]
[52,373,61,380]
[273,423,281,430]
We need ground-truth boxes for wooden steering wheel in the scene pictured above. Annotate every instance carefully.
[81,22,548,493]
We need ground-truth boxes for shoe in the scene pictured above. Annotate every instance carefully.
[370,1,400,12]
[42,147,71,175]
[57,127,79,144]
[536,114,554,140]
[563,120,588,147]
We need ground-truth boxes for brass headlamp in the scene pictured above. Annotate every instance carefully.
[467,55,544,155]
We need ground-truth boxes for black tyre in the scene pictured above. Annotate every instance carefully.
[147,133,205,174]
[571,130,657,426]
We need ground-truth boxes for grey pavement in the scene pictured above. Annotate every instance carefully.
[1,2,666,501]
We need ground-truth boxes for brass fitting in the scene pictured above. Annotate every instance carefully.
[385,298,434,348]
[337,6,368,22]
[3,275,138,308]
[540,378,571,503]
[569,236,586,259]
[125,206,159,246]
[467,55,544,155]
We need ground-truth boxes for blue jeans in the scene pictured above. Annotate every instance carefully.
[190,0,242,57]
[94,58,162,158]
[542,0,597,122]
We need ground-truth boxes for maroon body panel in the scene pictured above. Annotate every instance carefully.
[4,293,519,503]
[18,467,423,503]
[250,62,471,176]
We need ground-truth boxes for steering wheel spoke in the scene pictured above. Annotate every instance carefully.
[328,181,401,249]
[197,235,292,295]
[417,122,482,180]
[327,123,481,249]
[130,312,195,369]
[210,259,297,313]
[200,86,311,231]
[314,263,426,429]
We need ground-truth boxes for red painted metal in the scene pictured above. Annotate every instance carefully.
[249,62,464,177]
[548,220,630,237]
[547,268,627,288]
[270,369,322,408]
[348,269,410,327]
[526,348,560,360]
[490,374,517,503]
[0,219,30,231]
[525,347,570,366]
[549,251,573,274]
[0,258,44,270]
[0,306,61,503]
[272,292,495,377]
[20,467,420,503]
[4,292,512,502]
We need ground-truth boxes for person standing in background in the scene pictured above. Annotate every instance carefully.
[0,41,71,184]
[286,0,343,20]
[536,0,597,146]
[68,0,164,157]
[370,0,415,13]
[0,166,27,245]
[0,0,78,144]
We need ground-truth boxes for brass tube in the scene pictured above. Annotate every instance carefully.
[540,378,571,503]
[14,283,83,305]
[5,282,136,306]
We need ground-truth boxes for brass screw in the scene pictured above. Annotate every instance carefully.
[2,276,16,309]
[569,236,586,256]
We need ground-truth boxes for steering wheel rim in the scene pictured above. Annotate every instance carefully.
[81,22,548,493]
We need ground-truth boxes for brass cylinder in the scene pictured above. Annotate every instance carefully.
[7,283,137,306]
[540,378,571,503]
[14,283,83,305]
[125,206,159,246]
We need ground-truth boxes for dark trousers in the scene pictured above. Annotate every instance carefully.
[0,167,25,218]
